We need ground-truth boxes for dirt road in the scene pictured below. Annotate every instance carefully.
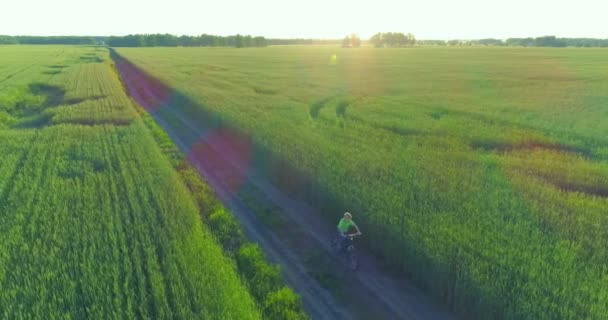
[114,53,456,320]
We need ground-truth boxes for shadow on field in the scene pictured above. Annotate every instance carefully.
[43,70,62,75]
[471,140,607,198]
[309,97,331,119]
[470,140,584,154]
[80,55,104,63]
[252,86,277,95]
[310,96,350,120]
[111,49,460,320]
[42,65,68,75]
[541,174,608,197]
[29,83,66,106]
[63,95,107,106]
[111,50,346,221]
[8,83,113,128]
[10,83,66,128]
[57,145,107,180]
[335,100,349,118]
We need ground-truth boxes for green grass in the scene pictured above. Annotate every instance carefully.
[116,46,608,319]
[0,46,261,319]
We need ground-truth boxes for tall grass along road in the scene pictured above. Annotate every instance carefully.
[0,45,261,319]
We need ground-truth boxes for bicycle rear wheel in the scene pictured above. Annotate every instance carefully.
[348,246,358,270]
[331,236,341,254]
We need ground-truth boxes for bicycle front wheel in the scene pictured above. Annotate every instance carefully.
[348,247,358,270]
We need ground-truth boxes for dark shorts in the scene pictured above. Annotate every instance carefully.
[336,231,352,252]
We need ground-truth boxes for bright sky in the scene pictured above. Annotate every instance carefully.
[2,0,607,39]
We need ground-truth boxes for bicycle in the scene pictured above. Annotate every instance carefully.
[331,232,361,270]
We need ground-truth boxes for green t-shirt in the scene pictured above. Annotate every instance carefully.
[337,218,357,233]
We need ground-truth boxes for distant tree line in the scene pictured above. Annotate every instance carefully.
[370,32,416,47]
[0,35,100,45]
[505,36,608,47]
[3,34,608,48]
[342,34,362,48]
[0,34,339,47]
[106,34,267,47]
[266,38,342,45]
[418,36,608,47]
[0,34,266,47]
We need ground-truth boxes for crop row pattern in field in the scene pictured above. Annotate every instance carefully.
[0,45,260,319]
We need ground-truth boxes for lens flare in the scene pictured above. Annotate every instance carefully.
[330,54,337,65]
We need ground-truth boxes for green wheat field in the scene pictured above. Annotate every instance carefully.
[1,44,607,319]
